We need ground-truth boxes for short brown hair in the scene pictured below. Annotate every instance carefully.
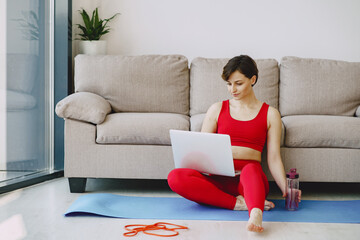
[222,55,258,86]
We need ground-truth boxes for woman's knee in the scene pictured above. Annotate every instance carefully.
[242,163,262,175]
[241,163,269,191]
[167,168,198,191]
[240,163,267,184]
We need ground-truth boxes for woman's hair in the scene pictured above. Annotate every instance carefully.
[221,55,258,86]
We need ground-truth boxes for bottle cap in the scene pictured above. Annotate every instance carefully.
[286,168,299,179]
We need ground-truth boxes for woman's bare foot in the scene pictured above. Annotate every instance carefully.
[233,196,275,211]
[233,195,247,210]
[247,208,264,233]
[264,200,275,211]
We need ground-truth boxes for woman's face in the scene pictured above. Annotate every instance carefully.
[226,71,256,100]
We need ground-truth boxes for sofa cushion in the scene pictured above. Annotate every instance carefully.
[190,114,206,132]
[280,57,360,116]
[190,58,279,116]
[356,106,360,117]
[282,115,360,148]
[55,92,111,124]
[75,54,190,115]
[96,113,190,145]
[191,114,285,146]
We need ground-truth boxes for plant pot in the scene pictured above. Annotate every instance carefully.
[79,40,107,55]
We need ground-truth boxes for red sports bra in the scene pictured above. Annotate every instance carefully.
[217,100,269,152]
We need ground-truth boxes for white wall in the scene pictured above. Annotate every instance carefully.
[0,0,7,169]
[73,0,360,62]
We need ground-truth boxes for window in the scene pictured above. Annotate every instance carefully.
[0,0,70,192]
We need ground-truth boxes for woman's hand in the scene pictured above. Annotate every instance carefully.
[282,189,302,203]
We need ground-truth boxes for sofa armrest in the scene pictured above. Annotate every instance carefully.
[356,106,360,117]
[55,92,111,124]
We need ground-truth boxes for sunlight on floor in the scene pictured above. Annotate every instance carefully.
[0,189,22,207]
[0,214,27,240]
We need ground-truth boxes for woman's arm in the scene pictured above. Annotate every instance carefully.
[201,102,222,133]
[266,107,287,197]
[201,102,242,159]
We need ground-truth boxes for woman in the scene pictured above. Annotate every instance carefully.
[168,55,301,233]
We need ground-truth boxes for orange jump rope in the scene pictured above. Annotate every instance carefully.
[123,222,188,237]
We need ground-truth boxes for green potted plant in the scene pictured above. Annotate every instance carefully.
[76,8,119,55]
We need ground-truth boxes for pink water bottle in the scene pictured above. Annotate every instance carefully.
[285,168,299,210]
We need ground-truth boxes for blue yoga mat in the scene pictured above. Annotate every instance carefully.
[65,193,360,223]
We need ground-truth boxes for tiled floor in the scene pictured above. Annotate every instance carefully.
[0,177,359,240]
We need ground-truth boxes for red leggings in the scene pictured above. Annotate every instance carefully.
[167,160,269,213]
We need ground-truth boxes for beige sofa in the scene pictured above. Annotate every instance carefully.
[56,55,360,193]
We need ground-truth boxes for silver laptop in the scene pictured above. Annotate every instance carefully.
[169,130,235,177]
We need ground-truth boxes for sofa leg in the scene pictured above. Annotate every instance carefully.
[68,178,87,193]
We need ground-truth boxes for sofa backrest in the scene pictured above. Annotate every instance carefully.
[280,56,360,116]
[75,54,190,115]
[190,57,279,116]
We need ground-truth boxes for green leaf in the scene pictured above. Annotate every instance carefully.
[90,9,95,28]
[79,9,92,30]
[94,8,99,26]
[104,13,120,23]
